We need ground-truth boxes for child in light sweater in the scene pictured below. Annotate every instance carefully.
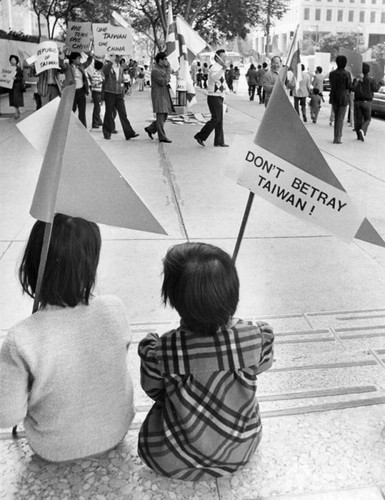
[0,214,135,461]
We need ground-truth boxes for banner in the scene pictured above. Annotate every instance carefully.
[0,66,16,89]
[65,22,92,52]
[35,41,59,75]
[92,23,133,57]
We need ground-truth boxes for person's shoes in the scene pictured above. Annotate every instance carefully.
[126,133,139,140]
[194,134,205,147]
[333,139,342,144]
[92,125,100,129]
[358,129,365,142]
[214,144,229,147]
[303,116,307,122]
[144,127,153,140]
[112,130,118,134]
[104,136,111,140]
[160,139,172,143]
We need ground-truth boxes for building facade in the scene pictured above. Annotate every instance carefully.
[252,0,385,57]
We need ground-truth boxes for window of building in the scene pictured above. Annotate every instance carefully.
[360,0,365,3]
[348,10,354,20]
[381,11,385,21]
[371,0,376,4]
[337,9,343,20]
[315,8,321,20]
[359,10,365,21]
[326,8,332,20]
[304,7,310,19]
[370,10,376,21]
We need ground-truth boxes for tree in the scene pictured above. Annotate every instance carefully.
[258,0,288,57]
[30,0,91,40]
[122,0,289,50]
[318,32,364,60]
[372,42,385,61]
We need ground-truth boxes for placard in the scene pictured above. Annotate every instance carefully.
[65,22,92,52]
[35,41,59,75]
[92,23,133,57]
[0,67,16,89]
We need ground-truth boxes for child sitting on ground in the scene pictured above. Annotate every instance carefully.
[0,214,135,462]
[309,87,322,124]
[138,242,274,480]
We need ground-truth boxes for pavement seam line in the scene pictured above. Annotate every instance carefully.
[159,146,189,241]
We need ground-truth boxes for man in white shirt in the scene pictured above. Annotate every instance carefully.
[194,49,228,147]
[292,64,311,122]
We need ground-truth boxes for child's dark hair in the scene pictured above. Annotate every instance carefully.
[313,87,320,95]
[161,242,239,335]
[19,213,101,308]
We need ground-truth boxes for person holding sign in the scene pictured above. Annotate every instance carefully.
[102,54,139,141]
[8,55,25,119]
[194,49,228,148]
[138,242,274,480]
[61,52,92,128]
[0,214,135,462]
[144,52,174,143]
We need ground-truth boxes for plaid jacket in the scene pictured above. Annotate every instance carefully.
[138,318,274,481]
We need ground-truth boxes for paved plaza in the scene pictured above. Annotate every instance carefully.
[1,82,385,499]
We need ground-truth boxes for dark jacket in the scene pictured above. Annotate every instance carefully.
[61,57,91,94]
[329,68,352,106]
[353,74,377,101]
[102,61,125,95]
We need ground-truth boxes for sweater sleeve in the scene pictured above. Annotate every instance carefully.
[138,332,164,401]
[0,332,29,428]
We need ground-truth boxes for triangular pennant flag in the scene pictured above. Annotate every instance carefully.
[17,87,166,235]
[256,78,344,190]
[355,218,385,248]
[226,77,385,248]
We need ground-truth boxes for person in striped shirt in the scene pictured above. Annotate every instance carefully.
[90,59,105,129]
[138,242,274,481]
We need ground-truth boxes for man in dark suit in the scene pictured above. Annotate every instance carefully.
[329,55,352,144]
[102,54,139,140]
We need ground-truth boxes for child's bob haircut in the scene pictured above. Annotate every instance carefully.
[19,213,101,308]
[161,242,239,334]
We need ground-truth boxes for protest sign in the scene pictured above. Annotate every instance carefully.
[0,66,16,89]
[227,76,385,255]
[227,137,364,241]
[65,22,92,52]
[92,23,133,57]
[35,41,59,75]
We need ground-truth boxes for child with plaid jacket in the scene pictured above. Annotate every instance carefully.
[138,242,274,481]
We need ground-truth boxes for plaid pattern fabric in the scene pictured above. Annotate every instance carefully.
[138,319,274,480]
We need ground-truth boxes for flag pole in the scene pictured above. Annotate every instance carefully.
[232,192,255,262]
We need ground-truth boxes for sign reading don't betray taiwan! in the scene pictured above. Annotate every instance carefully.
[226,136,365,241]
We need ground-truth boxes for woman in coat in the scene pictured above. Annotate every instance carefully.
[9,55,24,119]
[144,52,174,143]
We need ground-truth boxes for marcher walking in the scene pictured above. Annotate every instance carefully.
[194,49,228,148]
[144,52,174,143]
[329,55,352,144]
[102,54,139,141]
[8,55,24,119]
[353,63,377,142]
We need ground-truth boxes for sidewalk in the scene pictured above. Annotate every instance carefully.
[1,85,385,499]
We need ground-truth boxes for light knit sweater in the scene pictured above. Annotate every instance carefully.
[0,295,135,461]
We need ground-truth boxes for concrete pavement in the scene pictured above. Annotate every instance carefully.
[0,83,385,499]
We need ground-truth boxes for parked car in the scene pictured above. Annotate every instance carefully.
[372,86,385,117]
